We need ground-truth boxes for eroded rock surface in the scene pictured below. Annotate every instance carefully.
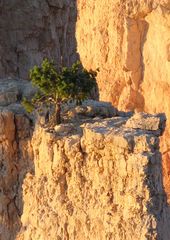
[17,113,170,239]
[0,80,33,239]
[76,1,170,109]
[0,0,78,79]
[1,0,170,203]
[0,79,170,239]
[76,0,170,201]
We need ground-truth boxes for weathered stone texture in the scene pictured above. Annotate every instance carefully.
[16,114,170,240]
[0,80,170,239]
[0,0,78,79]
[0,1,170,238]
[1,1,170,199]
[76,0,170,201]
[0,80,33,239]
[76,0,170,110]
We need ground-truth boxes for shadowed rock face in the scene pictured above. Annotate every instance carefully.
[0,80,34,239]
[0,0,78,79]
[0,80,170,240]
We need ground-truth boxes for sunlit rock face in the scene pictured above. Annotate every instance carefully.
[0,80,170,240]
[76,0,170,201]
[0,0,78,79]
[76,1,170,109]
[17,112,170,240]
[0,1,170,198]
[1,0,170,200]
[0,1,170,238]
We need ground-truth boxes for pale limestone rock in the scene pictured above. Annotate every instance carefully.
[82,100,118,117]
[125,112,166,132]
[54,123,77,135]
[1,0,170,202]
[17,113,170,240]
[0,1,170,201]
[63,101,118,124]
[67,100,118,119]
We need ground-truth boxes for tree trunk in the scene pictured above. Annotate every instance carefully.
[55,102,61,124]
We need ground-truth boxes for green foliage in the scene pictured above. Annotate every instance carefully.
[28,59,97,104]
[29,59,57,99]
[22,97,34,113]
[23,58,98,123]
[59,61,98,104]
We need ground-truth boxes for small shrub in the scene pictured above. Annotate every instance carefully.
[23,59,98,124]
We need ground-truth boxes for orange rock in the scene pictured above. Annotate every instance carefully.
[76,0,170,201]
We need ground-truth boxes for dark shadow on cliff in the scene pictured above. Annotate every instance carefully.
[136,19,149,110]
[0,0,78,79]
[140,20,149,85]
[144,113,170,239]
[12,115,35,240]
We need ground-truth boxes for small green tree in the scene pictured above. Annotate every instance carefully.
[23,59,98,124]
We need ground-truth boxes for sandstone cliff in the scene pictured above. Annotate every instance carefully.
[0,80,34,239]
[1,0,170,201]
[17,113,170,240]
[0,1,170,239]
[0,80,170,239]
[76,0,170,200]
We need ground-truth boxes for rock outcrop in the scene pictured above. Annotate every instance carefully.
[17,110,170,239]
[0,80,34,239]
[0,1,170,238]
[0,80,170,239]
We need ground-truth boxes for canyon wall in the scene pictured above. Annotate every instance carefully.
[0,1,170,239]
[0,80,170,239]
[13,108,170,240]
[76,0,170,200]
[2,0,169,200]
[76,0,170,109]
[1,83,169,239]
[0,0,78,79]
